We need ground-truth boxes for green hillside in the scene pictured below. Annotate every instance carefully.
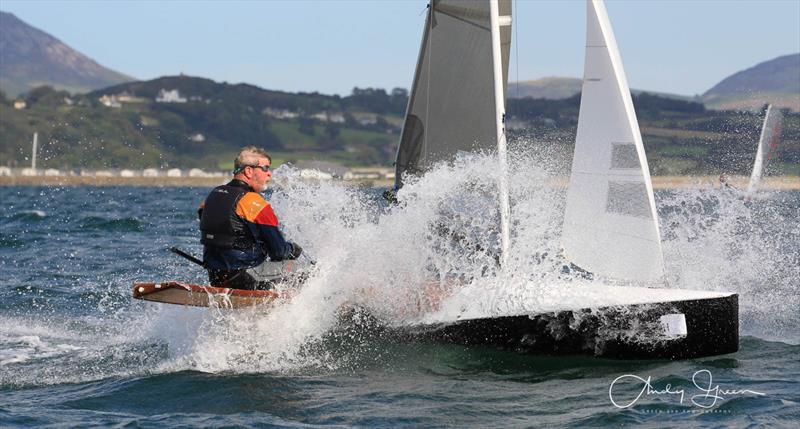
[0,77,405,169]
[507,93,800,176]
[1,76,798,176]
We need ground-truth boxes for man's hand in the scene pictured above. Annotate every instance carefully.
[290,242,303,259]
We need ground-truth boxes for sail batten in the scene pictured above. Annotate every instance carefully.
[561,0,665,282]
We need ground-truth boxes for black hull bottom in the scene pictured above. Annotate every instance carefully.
[388,294,738,359]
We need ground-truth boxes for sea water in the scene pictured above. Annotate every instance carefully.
[0,158,798,427]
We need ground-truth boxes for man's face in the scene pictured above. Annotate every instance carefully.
[246,157,272,192]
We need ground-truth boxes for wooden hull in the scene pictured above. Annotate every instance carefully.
[132,282,288,309]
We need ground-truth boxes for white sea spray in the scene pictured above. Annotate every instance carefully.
[171,146,798,372]
[0,150,796,383]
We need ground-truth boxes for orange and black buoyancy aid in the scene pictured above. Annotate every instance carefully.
[199,180,257,251]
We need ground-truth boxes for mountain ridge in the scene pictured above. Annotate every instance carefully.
[0,11,134,97]
[702,53,800,111]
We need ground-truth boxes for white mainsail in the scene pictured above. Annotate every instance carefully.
[393,0,512,189]
[561,0,665,282]
[746,104,783,196]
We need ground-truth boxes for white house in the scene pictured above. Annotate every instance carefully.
[116,92,146,103]
[0,167,12,176]
[328,113,346,124]
[142,168,159,177]
[263,107,299,119]
[166,168,182,177]
[98,95,122,108]
[156,89,188,103]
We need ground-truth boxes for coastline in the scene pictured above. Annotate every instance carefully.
[1,175,798,190]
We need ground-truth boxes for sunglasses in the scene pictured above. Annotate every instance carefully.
[247,164,271,172]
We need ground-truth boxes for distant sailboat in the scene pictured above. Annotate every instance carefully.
[746,104,783,198]
[390,0,738,359]
[31,132,38,170]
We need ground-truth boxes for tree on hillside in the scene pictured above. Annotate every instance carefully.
[298,117,316,136]
[348,87,392,114]
[390,88,409,114]
[632,93,705,118]
[375,116,390,132]
[325,122,340,139]
[25,86,68,107]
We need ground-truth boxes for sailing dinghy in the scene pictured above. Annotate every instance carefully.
[388,0,738,359]
[746,104,783,199]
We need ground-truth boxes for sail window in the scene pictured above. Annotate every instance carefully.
[606,181,652,219]
[610,143,640,170]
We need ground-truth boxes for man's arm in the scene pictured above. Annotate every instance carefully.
[236,192,297,261]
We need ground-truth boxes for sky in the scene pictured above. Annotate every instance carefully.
[2,0,799,97]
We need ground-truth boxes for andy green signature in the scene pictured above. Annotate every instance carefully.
[609,370,765,409]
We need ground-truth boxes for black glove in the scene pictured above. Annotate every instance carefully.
[382,189,398,205]
[290,242,303,259]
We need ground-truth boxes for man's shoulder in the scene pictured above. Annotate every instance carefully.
[236,192,277,225]
[238,191,269,207]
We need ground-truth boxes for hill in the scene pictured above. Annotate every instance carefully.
[1,75,797,176]
[508,76,696,103]
[0,76,407,169]
[0,11,133,97]
[505,93,799,176]
[507,77,583,99]
[703,53,800,112]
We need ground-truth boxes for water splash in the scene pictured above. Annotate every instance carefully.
[659,188,800,343]
[3,154,795,381]
[163,149,798,372]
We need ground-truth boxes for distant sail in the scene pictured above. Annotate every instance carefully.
[561,0,665,282]
[393,0,512,189]
[746,104,783,196]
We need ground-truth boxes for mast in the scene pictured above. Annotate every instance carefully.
[490,0,511,267]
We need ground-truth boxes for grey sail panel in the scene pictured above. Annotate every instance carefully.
[394,0,511,189]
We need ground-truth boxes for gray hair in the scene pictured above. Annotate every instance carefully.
[233,146,271,172]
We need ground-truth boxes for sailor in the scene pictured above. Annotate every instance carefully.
[198,146,303,289]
